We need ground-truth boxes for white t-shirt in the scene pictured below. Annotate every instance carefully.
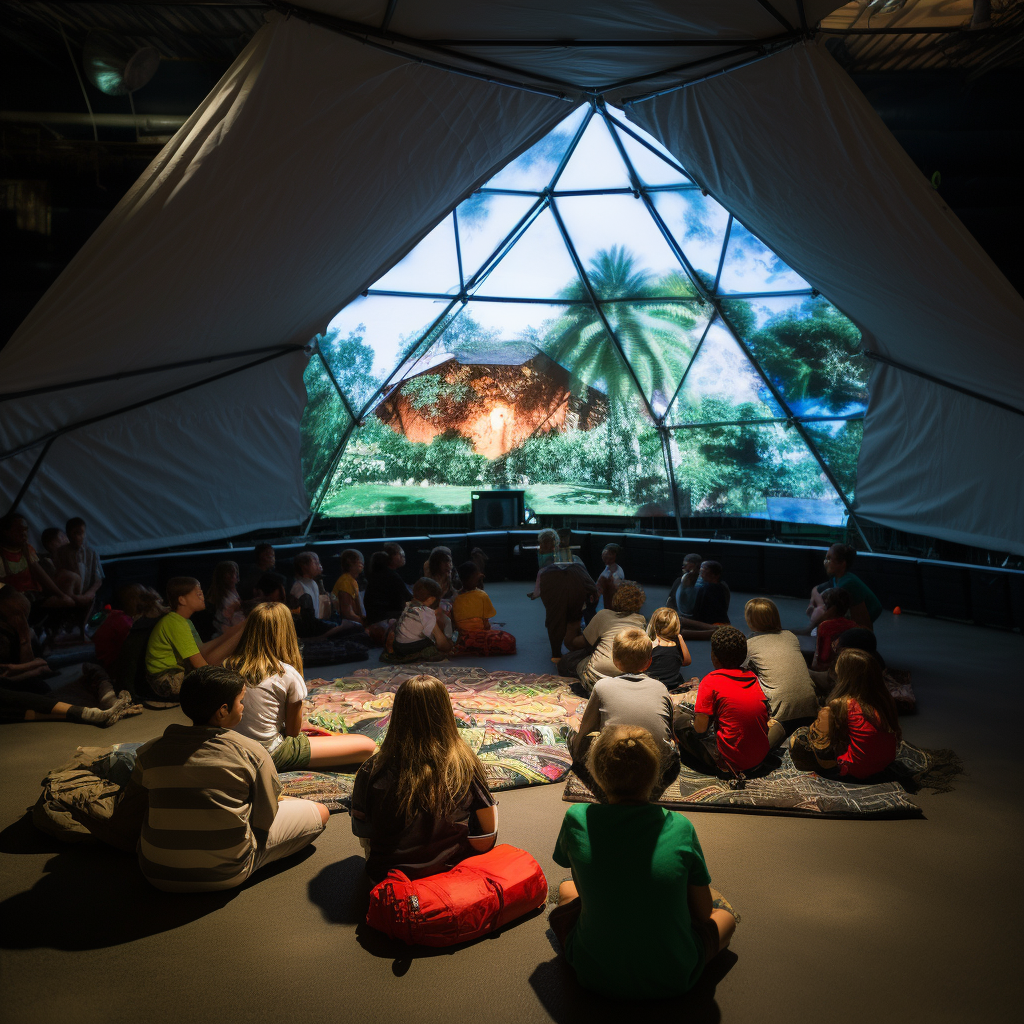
[598,565,625,585]
[395,603,437,644]
[234,663,308,751]
[290,577,320,606]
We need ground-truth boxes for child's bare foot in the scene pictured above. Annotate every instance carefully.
[710,887,740,923]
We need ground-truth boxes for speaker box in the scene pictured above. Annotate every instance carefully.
[472,490,525,530]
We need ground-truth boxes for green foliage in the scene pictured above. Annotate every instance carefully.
[300,360,351,501]
[327,420,487,502]
[402,375,474,418]
[544,246,703,404]
[726,297,868,413]
[487,401,668,507]
[438,310,503,359]
[802,420,864,498]
[672,402,831,516]
[303,245,865,519]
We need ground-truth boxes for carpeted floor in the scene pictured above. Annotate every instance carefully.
[0,582,1021,1024]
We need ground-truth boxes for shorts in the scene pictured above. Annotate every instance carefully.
[549,898,719,973]
[148,666,185,698]
[271,733,312,772]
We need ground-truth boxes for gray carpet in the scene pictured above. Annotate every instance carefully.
[1,582,1021,1024]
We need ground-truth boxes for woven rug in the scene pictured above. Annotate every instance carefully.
[279,667,586,810]
[561,741,964,819]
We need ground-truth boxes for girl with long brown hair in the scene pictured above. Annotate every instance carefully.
[350,674,497,882]
[227,602,376,772]
[792,647,901,779]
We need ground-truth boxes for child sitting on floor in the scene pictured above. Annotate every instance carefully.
[207,560,243,637]
[674,626,784,777]
[93,584,165,674]
[791,648,901,779]
[144,577,244,701]
[596,543,624,610]
[331,548,366,625]
[227,602,376,771]
[677,561,732,640]
[811,588,858,671]
[550,724,737,999]
[570,629,678,789]
[743,598,819,731]
[645,607,692,688]
[351,674,496,882]
[451,561,516,656]
[290,552,369,644]
[424,546,459,601]
[382,578,453,662]
[91,665,329,891]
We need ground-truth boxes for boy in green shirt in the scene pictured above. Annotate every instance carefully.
[145,576,243,700]
[550,725,737,999]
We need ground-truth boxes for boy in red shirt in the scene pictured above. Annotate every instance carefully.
[674,626,784,777]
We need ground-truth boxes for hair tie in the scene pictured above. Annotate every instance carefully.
[626,738,635,747]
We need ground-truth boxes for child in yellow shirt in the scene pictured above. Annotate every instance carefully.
[331,549,365,625]
[452,561,516,657]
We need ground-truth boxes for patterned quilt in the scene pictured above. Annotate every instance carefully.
[562,741,963,819]
[279,666,587,809]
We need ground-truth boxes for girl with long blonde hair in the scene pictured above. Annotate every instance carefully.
[644,607,692,688]
[350,674,497,882]
[227,602,375,771]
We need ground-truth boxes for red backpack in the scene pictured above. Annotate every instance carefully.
[366,844,548,947]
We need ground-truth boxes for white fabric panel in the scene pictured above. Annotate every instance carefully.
[628,40,1024,551]
[304,2,843,90]
[856,364,1024,557]
[5,355,310,557]
[1,13,570,553]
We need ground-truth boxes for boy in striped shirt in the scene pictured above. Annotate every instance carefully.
[101,666,329,891]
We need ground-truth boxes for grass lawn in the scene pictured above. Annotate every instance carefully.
[321,482,636,517]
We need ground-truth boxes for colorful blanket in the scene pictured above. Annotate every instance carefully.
[280,667,586,809]
[562,741,963,819]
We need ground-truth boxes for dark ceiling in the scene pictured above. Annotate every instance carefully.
[2,1,1022,345]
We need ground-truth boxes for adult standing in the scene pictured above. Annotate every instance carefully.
[537,561,598,663]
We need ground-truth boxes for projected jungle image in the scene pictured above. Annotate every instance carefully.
[301,106,868,523]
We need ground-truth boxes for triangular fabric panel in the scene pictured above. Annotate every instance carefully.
[473,207,583,299]
[485,105,589,192]
[374,215,461,295]
[0,14,569,552]
[665,321,787,425]
[629,39,1024,551]
[605,115,690,187]
[455,194,540,284]
[555,113,633,192]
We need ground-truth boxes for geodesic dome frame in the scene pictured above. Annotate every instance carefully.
[2,1,1021,555]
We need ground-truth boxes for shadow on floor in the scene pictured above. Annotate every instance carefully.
[528,945,737,1024]
[308,854,545,975]
[0,812,316,951]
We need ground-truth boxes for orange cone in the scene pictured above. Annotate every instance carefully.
[893,606,902,615]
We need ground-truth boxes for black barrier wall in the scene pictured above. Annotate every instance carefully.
[99,532,1024,632]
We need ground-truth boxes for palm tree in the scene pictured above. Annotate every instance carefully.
[543,246,703,410]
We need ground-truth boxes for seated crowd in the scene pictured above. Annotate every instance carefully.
[2,515,903,1000]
